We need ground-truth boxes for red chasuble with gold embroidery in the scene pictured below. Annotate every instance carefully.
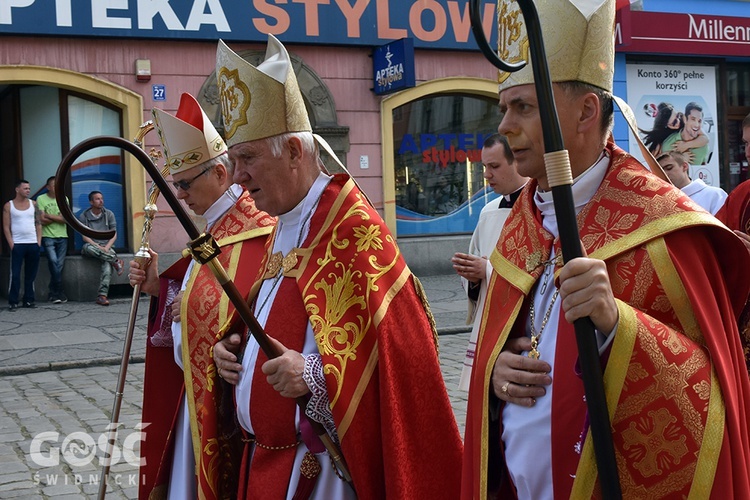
[462,144,750,499]
[233,174,463,499]
[139,190,274,500]
[716,179,750,372]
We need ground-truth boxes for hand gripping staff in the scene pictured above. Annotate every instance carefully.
[469,1,622,497]
[55,121,169,499]
[55,134,354,495]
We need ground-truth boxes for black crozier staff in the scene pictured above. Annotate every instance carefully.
[469,0,621,497]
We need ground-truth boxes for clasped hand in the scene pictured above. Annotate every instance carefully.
[493,255,618,405]
[452,252,487,283]
[213,334,309,398]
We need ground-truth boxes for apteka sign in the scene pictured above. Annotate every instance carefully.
[372,38,415,96]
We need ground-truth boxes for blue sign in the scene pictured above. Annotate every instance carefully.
[0,0,498,51]
[373,38,416,96]
[152,85,166,101]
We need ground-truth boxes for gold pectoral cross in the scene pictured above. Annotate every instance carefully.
[528,335,540,359]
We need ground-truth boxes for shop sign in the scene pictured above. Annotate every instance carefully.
[0,0,498,51]
[617,10,750,57]
[372,38,415,96]
[398,132,488,167]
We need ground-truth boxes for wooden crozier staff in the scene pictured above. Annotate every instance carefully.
[55,135,354,494]
[469,0,622,497]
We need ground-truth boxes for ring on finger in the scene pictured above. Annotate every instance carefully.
[501,381,510,395]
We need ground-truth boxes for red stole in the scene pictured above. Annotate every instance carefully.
[139,190,274,500]
[139,259,190,498]
[291,175,463,498]
[238,277,307,499]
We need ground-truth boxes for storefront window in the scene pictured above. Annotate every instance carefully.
[12,86,127,252]
[393,93,499,236]
[66,95,127,252]
[727,65,750,108]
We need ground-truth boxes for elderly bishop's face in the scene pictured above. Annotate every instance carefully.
[230,139,293,216]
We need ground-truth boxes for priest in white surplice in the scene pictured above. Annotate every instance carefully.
[452,133,527,391]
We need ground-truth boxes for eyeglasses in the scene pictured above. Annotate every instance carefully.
[172,166,211,191]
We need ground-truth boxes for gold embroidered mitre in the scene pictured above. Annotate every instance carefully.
[216,35,312,147]
[497,0,615,92]
[152,93,227,175]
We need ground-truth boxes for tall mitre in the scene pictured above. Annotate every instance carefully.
[497,0,669,180]
[497,0,615,92]
[152,92,227,174]
[215,34,311,147]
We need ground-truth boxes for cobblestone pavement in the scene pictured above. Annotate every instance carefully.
[0,273,471,498]
[0,333,470,499]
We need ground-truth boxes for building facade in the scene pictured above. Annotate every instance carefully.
[1,0,749,294]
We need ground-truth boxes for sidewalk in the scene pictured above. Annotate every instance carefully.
[0,274,470,376]
[0,274,472,498]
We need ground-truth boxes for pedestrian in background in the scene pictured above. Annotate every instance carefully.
[3,179,41,311]
[657,150,727,214]
[452,133,527,391]
[37,176,69,303]
[78,191,123,306]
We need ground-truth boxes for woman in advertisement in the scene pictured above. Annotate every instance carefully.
[639,101,708,159]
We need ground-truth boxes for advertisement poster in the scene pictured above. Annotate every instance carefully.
[626,63,720,186]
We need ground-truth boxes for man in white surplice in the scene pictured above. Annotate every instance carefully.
[452,133,528,390]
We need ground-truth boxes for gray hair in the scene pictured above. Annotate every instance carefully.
[266,132,318,160]
[200,151,232,175]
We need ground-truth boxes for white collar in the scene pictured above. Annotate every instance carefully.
[277,172,331,225]
[275,172,332,254]
[534,151,609,238]
[504,181,528,203]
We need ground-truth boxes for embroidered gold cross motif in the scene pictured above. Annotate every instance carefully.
[265,249,299,278]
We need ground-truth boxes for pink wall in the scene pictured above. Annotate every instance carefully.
[1,36,496,252]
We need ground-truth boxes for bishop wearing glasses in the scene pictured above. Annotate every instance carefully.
[128,93,276,499]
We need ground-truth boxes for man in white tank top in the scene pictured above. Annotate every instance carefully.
[2,179,41,311]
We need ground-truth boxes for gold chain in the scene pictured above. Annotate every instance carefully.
[242,436,300,450]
